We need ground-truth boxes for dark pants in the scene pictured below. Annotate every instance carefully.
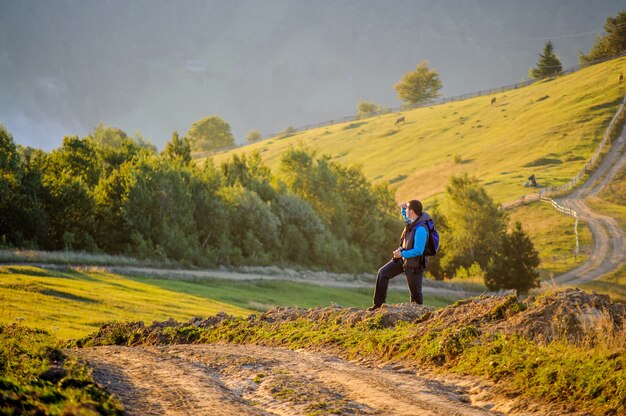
[373,258,424,306]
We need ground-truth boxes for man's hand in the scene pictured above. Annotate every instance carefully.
[400,202,408,209]
[393,249,402,259]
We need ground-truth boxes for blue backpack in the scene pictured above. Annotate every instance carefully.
[418,218,440,257]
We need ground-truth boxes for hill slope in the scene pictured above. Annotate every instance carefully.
[210,57,626,205]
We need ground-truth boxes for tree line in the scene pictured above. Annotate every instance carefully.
[1,123,541,293]
[0,123,399,273]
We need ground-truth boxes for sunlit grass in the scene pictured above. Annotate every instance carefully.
[209,57,626,208]
[0,265,249,339]
[0,266,453,339]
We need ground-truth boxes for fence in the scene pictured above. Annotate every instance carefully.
[540,197,579,256]
[260,51,626,139]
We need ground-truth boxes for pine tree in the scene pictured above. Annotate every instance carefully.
[529,41,562,79]
[485,222,541,296]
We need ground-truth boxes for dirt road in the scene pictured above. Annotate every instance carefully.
[553,124,626,285]
[74,344,505,416]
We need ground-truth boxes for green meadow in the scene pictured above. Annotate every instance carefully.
[0,265,450,339]
[210,56,626,206]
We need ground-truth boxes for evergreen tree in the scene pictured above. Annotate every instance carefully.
[529,41,562,79]
[394,61,442,105]
[580,11,626,64]
[485,222,541,296]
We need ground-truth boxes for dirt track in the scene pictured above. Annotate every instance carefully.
[553,123,626,285]
[74,344,505,416]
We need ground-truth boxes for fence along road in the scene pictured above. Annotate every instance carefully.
[551,116,626,286]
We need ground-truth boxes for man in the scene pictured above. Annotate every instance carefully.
[369,199,430,310]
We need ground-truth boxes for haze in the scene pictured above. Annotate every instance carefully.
[1,0,624,150]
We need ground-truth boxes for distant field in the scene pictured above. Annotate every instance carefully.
[0,265,449,339]
[210,57,626,207]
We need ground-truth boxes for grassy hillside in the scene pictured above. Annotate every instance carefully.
[210,57,626,206]
[0,266,450,339]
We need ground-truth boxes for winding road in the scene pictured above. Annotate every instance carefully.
[553,123,626,285]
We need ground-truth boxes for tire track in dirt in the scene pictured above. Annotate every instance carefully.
[73,346,269,416]
[74,344,500,415]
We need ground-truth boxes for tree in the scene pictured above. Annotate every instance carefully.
[88,124,147,175]
[580,11,626,64]
[186,115,234,152]
[246,130,262,144]
[0,125,23,245]
[485,222,541,296]
[441,174,507,276]
[356,101,388,118]
[529,41,562,79]
[394,61,442,105]
[162,131,191,164]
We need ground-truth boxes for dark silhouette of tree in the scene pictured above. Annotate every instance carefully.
[529,41,562,79]
[485,222,541,296]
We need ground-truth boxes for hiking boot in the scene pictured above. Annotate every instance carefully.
[367,304,382,311]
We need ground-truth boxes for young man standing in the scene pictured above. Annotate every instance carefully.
[369,199,430,310]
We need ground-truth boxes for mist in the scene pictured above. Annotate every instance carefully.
[0,0,623,150]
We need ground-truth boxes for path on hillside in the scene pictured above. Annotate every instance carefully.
[553,124,626,285]
[74,344,507,416]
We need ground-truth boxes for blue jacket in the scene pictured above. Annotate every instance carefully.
[400,207,428,258]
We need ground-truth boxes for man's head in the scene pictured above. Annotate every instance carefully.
[406,199,422,220]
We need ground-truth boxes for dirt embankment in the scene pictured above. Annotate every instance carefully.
[73,289,625,415]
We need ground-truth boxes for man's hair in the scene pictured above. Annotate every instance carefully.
[408,199,423,216]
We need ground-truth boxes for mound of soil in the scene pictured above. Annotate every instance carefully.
[492,289,626,343]
[77,289,625,348]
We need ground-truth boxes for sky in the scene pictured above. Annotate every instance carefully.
[1,0,624,151]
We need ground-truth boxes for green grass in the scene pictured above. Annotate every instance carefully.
[507,201,593,276]
[210,56,626,207]
[0,324,123,415]
[0,265,452,339]
[0,266,250,339]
